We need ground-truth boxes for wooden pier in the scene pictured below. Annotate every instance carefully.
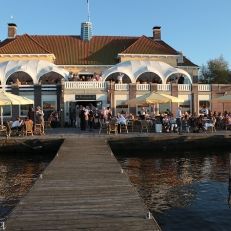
[5,137,160,230]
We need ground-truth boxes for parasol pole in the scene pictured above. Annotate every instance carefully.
[0,106,3,127]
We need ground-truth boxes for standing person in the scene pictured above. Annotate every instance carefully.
[35,106,45,135]
[79,107,86,131]
[75,105,80,128]
[176,107,182,135]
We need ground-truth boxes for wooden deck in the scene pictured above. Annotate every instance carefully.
[5,138,160,230]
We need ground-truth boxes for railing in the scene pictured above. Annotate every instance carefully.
[65,81,106,89]
[198,84,211,91]
[157,84,171,91]
[178,84,191,91]
[0,84,35,91]
[115,84,129,91]
[136,84,150,91]
[41,84,57,91]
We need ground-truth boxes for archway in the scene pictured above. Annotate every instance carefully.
[136,72,162,84]
[105,72,132,83]
[6,71,34,85]
[39,71,64,84]
[166,73,191,84]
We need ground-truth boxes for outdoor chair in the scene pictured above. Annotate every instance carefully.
[0,125,8,138]
[127,120,134,132]
[119,123,128,134]
[108,120,118,134]
[140,120,149,133]
[34,124,42,135]
[24,121,33,136]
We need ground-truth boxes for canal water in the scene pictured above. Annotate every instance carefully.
[0,146,57,223]
[116,151,231,231]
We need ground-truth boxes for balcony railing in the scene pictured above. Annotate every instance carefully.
[65,81,106,89]
[178,84,191,91]
[157,84,171,91]
[115,84,129,91]
[198,84,211,91]
[136,84,150,91]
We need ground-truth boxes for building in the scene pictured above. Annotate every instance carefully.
[0,22,230,125]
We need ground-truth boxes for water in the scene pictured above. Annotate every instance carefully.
[116,151,231,231]
[0,152,55,222]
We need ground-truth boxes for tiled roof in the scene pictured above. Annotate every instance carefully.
[0,34,197,66]
[178,56,198,67]
[121,36,178,55]
[0,34,51,54]
[31,35,138,65]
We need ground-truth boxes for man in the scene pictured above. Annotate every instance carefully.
[176,107,182,134]
[11,117,23,135]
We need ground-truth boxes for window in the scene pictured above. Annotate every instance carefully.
[2,105,11,116]
[20,104,33,117]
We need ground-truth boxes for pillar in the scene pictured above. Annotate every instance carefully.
[11,84,19,120]
[129,83,137,115]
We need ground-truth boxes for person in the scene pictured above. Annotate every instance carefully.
[35,106,45,134]
[27,106,35,123]
[11,117,23,135]
[176,107,182,134]
[75,105,80,128]
[117,113,127,133]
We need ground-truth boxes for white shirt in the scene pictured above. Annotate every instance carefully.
[176,108,182,119]
[117,115,126,125]
[12,120,22,128]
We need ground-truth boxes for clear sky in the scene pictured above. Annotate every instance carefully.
[0,0,230,68]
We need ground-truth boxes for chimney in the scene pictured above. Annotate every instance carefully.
[153,26,161,40]
[8,23,17,39]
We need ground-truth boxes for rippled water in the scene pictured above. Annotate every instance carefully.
[117,151,231,231]
[0,152,55,222]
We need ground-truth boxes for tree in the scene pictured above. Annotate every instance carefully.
[199,56,231,84]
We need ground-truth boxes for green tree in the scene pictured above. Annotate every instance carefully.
[199,56,231,84]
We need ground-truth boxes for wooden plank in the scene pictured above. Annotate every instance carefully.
[5,137,160,230]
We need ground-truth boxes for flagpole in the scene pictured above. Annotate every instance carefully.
[87,0,90,22]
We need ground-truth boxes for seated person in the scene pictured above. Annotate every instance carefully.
[117,113,127,125]
[24,117,33,126]
[11,117,23,135]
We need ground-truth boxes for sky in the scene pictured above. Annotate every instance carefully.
[0,0,230,68]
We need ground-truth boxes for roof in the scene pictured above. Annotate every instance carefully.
[121,36,178,55]
[177,56,198,67]
[0,34,52,54]
[0,34,197,67]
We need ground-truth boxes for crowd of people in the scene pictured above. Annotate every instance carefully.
[69,104,231,134]
[3,106,61,136]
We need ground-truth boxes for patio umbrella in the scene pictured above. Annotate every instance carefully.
[0,90,34,126]
[126,91,184,105]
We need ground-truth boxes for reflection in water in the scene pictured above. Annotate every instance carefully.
[117,152,231,231]
[0,153,54,221]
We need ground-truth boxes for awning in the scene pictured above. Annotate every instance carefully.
[101,60,192,84]
[0,60,69,85]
